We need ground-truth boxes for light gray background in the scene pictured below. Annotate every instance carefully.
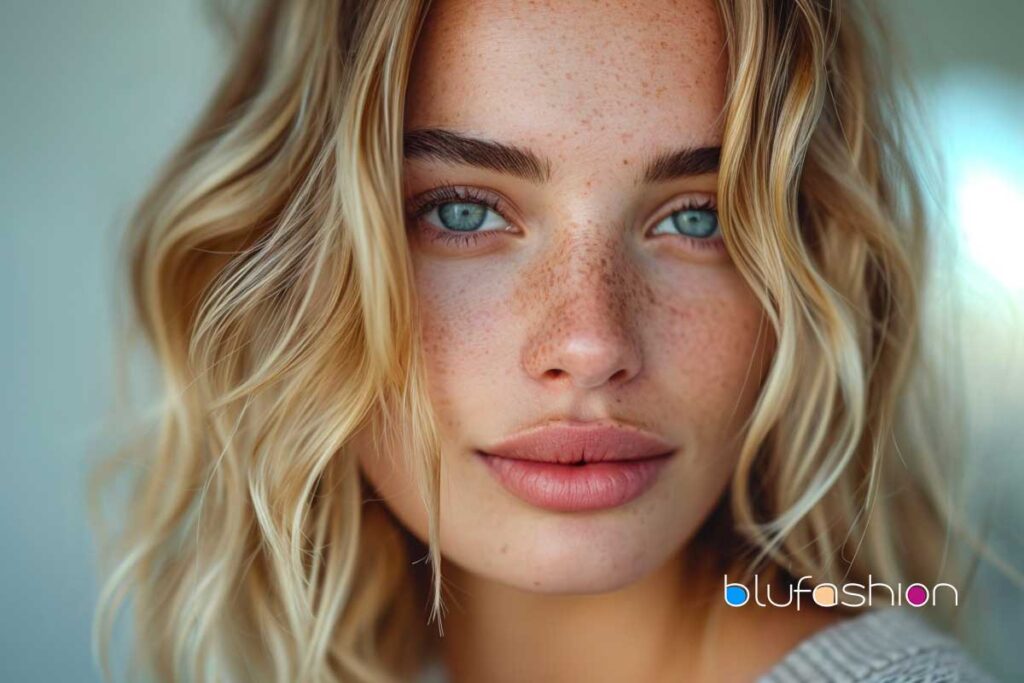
[2,1,1021,681]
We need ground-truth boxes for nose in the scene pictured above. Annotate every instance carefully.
[521,232,644,390]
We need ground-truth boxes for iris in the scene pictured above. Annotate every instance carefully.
[437,202,489,231]
[669,208,717,238]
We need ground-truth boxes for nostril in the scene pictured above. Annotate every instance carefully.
[529,335,642,389]
[539,364,633,387]
[608,368,629,383]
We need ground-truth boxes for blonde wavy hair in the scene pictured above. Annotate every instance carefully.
[90,0,1016,681]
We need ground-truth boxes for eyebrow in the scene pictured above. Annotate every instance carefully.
[404,128,551,183]
[640,145,720,184]
[403,127,720,185]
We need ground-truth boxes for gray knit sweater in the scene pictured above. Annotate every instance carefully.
[754,607,997,682]
[416,607,999,682]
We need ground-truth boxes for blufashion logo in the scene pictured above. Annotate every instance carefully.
[723,574,958,610]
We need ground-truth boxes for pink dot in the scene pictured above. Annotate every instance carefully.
[906,584,928,606]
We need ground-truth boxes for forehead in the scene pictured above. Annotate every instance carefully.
[405,0,726,159]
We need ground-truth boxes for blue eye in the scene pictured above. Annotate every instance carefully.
[651,207,719,239]
[425,201,510,232]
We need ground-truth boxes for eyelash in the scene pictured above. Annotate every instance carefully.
[405,184,723,251]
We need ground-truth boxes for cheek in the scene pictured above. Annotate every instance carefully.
[353,425,431,543]
[414,259,517,435]
[647,269,770,442]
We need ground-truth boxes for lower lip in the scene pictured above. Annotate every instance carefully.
[476,451,673,513]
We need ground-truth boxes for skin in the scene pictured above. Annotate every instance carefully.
[355,0,845,680]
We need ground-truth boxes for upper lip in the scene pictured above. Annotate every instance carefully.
[480,420,675,464]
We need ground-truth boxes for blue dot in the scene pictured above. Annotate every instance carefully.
[725,585,749,606]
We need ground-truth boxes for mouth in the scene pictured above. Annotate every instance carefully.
[475,450,674,513]
[475,421,677,512]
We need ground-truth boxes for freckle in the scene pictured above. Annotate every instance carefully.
[500,544,509,554]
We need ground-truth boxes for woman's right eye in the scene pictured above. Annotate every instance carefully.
[423,201,511,233]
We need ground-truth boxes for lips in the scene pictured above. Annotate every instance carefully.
[475,421,676,512]
[480,421,675,464]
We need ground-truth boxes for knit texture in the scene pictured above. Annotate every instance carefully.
[416,607,997,682]
[755,607,998,683]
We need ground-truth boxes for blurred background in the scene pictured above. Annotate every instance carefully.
[1,1,1021,681]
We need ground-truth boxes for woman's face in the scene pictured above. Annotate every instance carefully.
[357,0,772,593]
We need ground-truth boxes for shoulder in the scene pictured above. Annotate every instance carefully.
[756,607,999,683]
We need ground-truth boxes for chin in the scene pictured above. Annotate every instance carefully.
[505,547,666,595]
[441,501,690,595]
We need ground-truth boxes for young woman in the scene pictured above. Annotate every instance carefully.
[92,0,1013,681]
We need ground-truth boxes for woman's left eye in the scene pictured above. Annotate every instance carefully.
[422,201,510,232]
[650,207,720,239]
